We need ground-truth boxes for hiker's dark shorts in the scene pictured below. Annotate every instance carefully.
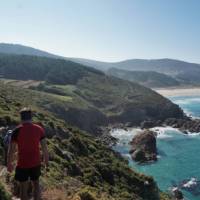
[15,165,41,182]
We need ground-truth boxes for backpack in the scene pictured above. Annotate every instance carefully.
[3,130,12,147]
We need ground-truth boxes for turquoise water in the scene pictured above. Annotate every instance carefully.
[171,96,200,118]
[112,95,200,200]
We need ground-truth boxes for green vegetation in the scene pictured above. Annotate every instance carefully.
[0,53,103,84]
[0,182,11,200]
[0,54,184,134]
[108,68,180,88]
[0,83,172,200]
[72,58,200,86]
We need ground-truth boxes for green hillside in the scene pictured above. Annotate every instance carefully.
[0,82,171,200]
[0,54,184,133]
[1,44,200,86]
[0,54,103,84]
[107,68,180,88]
[71,58,200,85]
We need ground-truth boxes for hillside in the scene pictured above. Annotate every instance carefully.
[71,58,200,78]
[70,58,200,86]
[107,68,180,88]
[0,82,171,200]
[1,43,200,86]
[0,43,59,58]
[0,54,184,133]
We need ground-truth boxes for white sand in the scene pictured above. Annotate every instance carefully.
[153,87,200,97]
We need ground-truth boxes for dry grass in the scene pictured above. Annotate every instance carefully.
[42,188,81,200]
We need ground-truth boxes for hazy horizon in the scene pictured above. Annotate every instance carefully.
[1,0,200,62]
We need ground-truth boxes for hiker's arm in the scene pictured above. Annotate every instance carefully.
[7,142,17,172]
[40,139,49,167]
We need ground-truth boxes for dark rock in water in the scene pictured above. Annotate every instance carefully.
[181,130,189,135]
[179,177,200,196]
[172,187,184,200]
[131,149,146,162]
[129,130,157,163]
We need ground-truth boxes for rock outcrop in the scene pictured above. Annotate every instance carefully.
[140,117,200,134]
[164,118,200,133]
[172,187,184,200]
[129,130,157,163]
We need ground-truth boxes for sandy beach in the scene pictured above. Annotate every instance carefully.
[154,87,200,97]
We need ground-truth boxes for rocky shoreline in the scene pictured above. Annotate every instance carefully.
[141,117,200,134]
[99,117,200,164]
[101,116,200,135]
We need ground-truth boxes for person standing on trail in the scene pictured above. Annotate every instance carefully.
[7,108,49,200]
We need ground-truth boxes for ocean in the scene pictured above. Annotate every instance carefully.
[111,95,200,200]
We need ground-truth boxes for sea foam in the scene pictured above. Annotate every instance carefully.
[150,126,178,139]
[183,178,198,188]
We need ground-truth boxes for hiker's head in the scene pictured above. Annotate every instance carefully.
[20,107,32,122]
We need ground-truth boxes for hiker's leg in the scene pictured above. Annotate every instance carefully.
[32,180,40,200]
[15,167,29,199]
[20,181,29,200]
[30,165,41,200]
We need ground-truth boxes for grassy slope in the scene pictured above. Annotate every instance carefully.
[0,83,171,200]
[33,75,184,133]
[0,54,184,133]
[107,68,180,88]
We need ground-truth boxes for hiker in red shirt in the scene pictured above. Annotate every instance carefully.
[7,108,49,200]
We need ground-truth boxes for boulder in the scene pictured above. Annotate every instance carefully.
[129,130,157,163]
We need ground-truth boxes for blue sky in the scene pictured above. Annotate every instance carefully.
[0,0,200,62]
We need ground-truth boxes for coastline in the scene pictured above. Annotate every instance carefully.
[153,86,200,97]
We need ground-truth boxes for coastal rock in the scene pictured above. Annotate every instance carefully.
[172,187,184,200]
[164,118,200,133]
[129,130,157,163]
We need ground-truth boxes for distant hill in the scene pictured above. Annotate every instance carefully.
[1,43,200,85]
[0,43,110,70]
[71,58,200,74]
[0,54,184,133]
[0,43,59,58]
[68,57,114,71]
[108,68,180,88]
[72,58,200,85]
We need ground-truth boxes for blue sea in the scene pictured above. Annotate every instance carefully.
[111,95,200,200]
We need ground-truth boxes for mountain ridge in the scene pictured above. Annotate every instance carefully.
[0,43,60,58]
[1,43,200,69]
[1,43,200,86]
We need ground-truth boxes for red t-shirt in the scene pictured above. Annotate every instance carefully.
[11,122,45,168]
